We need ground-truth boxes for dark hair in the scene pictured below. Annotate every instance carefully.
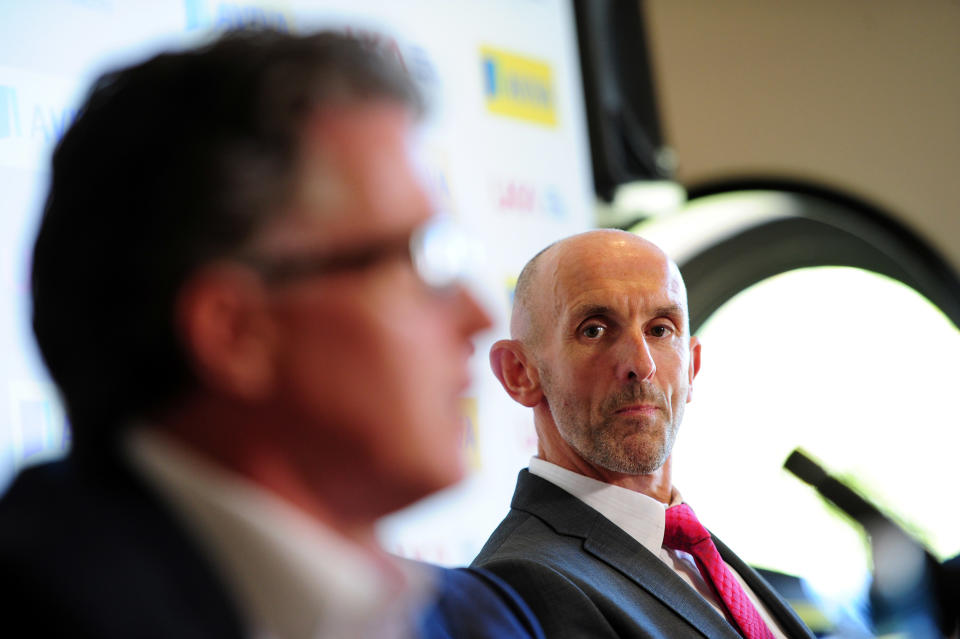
[30,28,421,453]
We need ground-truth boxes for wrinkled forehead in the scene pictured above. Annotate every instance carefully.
[546,233,689,317]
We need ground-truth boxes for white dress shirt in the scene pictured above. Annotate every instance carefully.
[529,457,788,639]
[125,427,433,639]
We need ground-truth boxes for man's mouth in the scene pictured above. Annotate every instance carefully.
[614,404,659,416]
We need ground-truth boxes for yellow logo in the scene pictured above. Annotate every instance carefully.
[481,47,556,127]
[461,397,482,472]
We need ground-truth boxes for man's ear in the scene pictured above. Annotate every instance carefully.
[175,265,277,401]
[489,339,543,408]
[686,335,702,403]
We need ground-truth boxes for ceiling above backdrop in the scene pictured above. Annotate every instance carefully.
[641,0,960,273]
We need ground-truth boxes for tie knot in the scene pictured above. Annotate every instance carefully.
[663,503,712,552]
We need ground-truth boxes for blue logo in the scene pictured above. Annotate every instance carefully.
[0,86,22,139]
[543,186,566,220]
[0,84,75,144]
[14,395,69,465]
[185,0,290,31]
[30,104,77,143]
[479,47,556,126]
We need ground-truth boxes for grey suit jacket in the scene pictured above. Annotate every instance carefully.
[472,470,816,639]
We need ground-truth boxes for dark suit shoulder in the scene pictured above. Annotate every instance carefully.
[473,508,548,562]
[472,556,620,638]
[473,510,630,638]
[0,460,105,570]
[420,565,545,638]
[473,506,596,573]
[0,458,246,639]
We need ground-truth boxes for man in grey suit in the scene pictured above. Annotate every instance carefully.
[473,229,815,638]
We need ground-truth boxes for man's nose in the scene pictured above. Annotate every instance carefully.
[617,329,656,382]
[455,284,493,339]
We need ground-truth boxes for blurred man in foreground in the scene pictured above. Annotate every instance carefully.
[0,29,542,638]
[473,230,814,638]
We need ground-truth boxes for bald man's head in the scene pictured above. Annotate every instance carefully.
[510,230,689,347]
[510,241,555,345]
[492,229,700,485]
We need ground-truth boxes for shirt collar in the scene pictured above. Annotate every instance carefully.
[528,457,682,555]
[125,426,433,639]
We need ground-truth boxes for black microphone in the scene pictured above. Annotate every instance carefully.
[783,448,893,530]
[783,448,950,638]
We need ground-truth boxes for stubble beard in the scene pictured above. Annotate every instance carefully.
[545,377,684,475]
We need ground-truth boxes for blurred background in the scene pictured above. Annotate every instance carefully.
[1,1,958,636]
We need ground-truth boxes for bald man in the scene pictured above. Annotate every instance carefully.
[472,230,815,639]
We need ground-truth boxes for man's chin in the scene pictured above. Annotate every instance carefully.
[593,441,670,476]
[408,455,466,503]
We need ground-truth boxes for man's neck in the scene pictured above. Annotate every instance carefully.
[539,446,675,504]
[155,399,386,555]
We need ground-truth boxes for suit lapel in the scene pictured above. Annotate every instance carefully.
[583,522,744,638]
[512,471,742,639]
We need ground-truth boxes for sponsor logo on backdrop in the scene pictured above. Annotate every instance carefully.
[0,86,22,139]
[480,46,555,127]
[416,144,457,218]
[424,164,455,218]
[29,103,76,144]
[0,73,79,171]
[184,0,292,31]
[489,177,566,220]
[0,84,75,145]
[505,275,518,308]
[9,381,69,467]
[461,397,481,472]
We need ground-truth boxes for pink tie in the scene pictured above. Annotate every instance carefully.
[663,503,775,639]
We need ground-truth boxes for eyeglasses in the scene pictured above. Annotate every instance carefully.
[239,216,477,292]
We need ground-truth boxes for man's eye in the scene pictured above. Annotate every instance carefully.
[649,324,673,337]
[582,325,605,339]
